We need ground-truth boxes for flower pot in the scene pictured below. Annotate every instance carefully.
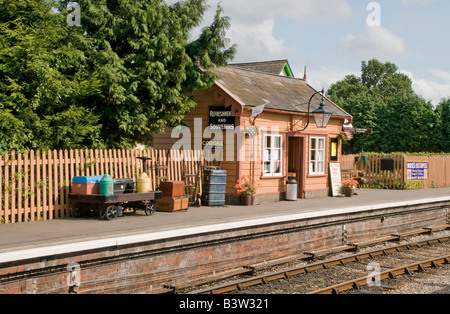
[355,156,361,163]
[240,195,255,206]
[343,188,354,198]
[362,156,369,163]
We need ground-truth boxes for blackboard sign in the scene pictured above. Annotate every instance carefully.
[380,159,395,171]
[209,106,235,130]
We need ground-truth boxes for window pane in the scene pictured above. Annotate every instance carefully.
[319,138,325,150]
[318,161,324,173]
[265,136,271,149]
[274,136,281,149]
[311,138,316,149]
[264,149,270,162]
[272,149,280,161]
[311,150,316,161]
[264,162,271,174]
[273,161,281,174]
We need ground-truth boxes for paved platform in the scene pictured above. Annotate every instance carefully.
[0,188,449,258]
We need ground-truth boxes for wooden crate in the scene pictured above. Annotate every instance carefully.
[155,196,189,212]
[159,181,185,197]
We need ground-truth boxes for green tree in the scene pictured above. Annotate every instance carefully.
[58,0,236,148]
[327,59,439,153]
[435,98,450,152]
[0,0,102,152]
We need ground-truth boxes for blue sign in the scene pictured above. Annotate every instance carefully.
[406,162,428,181]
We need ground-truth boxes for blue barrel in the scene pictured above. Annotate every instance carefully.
[201,169,227,206]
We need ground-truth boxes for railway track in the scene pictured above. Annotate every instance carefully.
[186,231,450,295]
[308,255,449,294]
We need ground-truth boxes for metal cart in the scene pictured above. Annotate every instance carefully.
[69,192,163,221]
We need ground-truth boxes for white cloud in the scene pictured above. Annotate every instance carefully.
[336,26,406,60]
[229,19,294,62]
[400,69,450,106]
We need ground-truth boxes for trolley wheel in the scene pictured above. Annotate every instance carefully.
[73,207,82,218]
[144,202,156,216]
[105,205,119,221]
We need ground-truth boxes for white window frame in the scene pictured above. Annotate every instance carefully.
[309,136,326,175]
[263,134,283,177]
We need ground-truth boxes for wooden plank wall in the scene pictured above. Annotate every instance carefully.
[0,149,208,224]
[341,154,450,190]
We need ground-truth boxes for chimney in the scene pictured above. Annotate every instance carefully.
[303,66,307,83]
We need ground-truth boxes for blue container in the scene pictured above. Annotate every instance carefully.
[202,170,227,206]
[72,176,103,184]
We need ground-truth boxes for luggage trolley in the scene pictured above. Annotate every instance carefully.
[69,192,163,221]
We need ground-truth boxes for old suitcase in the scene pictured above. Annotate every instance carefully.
[113,178,135,194]
[71,176,103,195]
[159,181,185,198]
[155,196,189,212]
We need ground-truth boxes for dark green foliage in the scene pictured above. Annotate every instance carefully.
[0,0,236,151]
[0,0,102,152]
[328,59,447,154]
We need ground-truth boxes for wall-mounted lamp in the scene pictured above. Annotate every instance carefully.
[295,88,333,132]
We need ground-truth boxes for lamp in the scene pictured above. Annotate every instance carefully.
[312,98,332,128]
[295,88,333,132]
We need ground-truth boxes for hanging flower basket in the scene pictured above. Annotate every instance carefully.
[339,130,353,142]
[243,126,259,138]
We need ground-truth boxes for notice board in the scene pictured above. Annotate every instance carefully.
[406,162,428,181]
[329,163,342,197]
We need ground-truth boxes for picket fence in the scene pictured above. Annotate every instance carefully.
[341,154,450,190]
[0,149,208,224]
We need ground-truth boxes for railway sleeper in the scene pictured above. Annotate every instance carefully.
[303,245,357,259]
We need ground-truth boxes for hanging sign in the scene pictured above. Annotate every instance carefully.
[251,104,266,118]
[343,127,373,134]
[329,163,342,197]
[209,106,235,130]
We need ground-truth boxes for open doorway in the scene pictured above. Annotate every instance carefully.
[288,136,304,199]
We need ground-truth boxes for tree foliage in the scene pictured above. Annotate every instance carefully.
[0,0,236,151]
[328,59,447,154]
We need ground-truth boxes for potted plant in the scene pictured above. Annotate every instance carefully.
[341,178,359,197]
[235,176,259,205]
[243,125,259,138]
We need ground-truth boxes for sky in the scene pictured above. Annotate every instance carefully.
[176,0,450,106]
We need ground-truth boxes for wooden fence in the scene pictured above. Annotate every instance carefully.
[0,149,209,224]
[341,154,450,190]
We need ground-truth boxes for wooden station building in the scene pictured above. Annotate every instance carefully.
[152,60,352,204]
